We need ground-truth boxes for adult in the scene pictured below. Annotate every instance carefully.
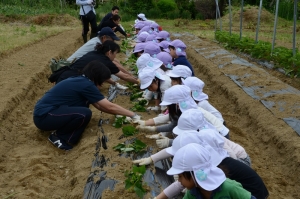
[76,0,97,43]
[66,27,131,77]
[97,15,128,38]
[33,61,140,150]
[99,6,119,28]
[57,40,139,87]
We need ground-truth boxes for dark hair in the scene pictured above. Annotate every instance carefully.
[111,14,121,21]
[95,40,120,54]
[170,77,182,84]
[169,45,175,50]
[82,60,111,86]
[181,171,193,180]
[112,6,119,11]
[168,104,182,121]
[133,50,144,58]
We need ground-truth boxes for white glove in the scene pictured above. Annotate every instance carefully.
[173,175,179,181]
[131,113,141,123]
[136,125,156,132]
[146,133,166,139]
[86,0,93,4]
[115,82,128,90]
[116,115,133,123]
[133,120,145,125]
[156,137,170,148]
[147,106,161,111]
[132,157,153,165]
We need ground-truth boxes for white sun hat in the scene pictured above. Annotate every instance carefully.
[138,67,165,89]
[182,77,209,101]
[136,53,151,73]
[137,13,147,21]
[159,85,198,112]
[167,143,226,191]
[166,65,192,79]
[173,108,216,135]
[165,131,227,166]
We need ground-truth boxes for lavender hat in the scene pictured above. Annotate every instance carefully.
[136,32,149,43]
[134,21,145,29]
[158,41,171,50]
[156,31,170,41]
[144,43,161,58]
[150,22,160,32]
[156,52,173,69]
[146,34,158,43]
[170,39,187,57]
[133,43,147,54]
[138,26,151,35]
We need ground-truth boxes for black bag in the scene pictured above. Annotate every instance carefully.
[82,6,95,21]
[48,65,71,83]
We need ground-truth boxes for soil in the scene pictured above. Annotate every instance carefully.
[0,28,300,199]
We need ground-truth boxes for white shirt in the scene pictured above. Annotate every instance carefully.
[67,37,101,62]
[198,100,224,122]
[76,0,95,15]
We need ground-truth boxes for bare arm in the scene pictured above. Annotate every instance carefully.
[113,60,132,76]
[93,98,135,117]
[115,71,139,84]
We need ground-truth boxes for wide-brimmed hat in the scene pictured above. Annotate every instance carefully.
[137,13,147,21]
[156,30,170,41]
[133,43,147,54]
[182,77,208,101]
[144,43,161,58]
[138,67,165,89]
[169,39,187,56]
[136,32,149,43]
[166,65,192,79]
[156,52,173,69]
[167,143,226,191]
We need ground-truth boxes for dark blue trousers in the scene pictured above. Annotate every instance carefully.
[34,106,92,144]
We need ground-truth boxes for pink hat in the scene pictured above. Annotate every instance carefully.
[167,143,226,191]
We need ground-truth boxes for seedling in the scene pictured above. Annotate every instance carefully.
[122,125,138,137]
[131,100,148,112]
[130,92,143,101]
[113,139,146,153]
[112,116,130,128]
[125,165,147,198]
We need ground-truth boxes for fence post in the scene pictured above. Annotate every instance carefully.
[239,0,244,40]
[293,0,298,57]
[271,0,280,54]
[255,0,263,43]
[228,0,232,35]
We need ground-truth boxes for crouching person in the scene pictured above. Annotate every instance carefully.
[33,61,140,151]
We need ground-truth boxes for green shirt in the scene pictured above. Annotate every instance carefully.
[183,178,251,199]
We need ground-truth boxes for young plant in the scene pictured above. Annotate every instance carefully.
[131,99,148,112]
[125,165,147,198]
[112,116,130,128]
[113,139,147,153]
[122,125,138,137]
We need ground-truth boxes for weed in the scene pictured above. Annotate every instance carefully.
[122,125,138,137]
[113,139,146,153]
[124,165,147,198]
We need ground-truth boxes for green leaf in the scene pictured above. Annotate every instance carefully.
[122,126,138,137]
[134,185,146,198]
[125,179,133,190]
[132,165,146,174]
[133,139,147,152]
[113,143,126,152]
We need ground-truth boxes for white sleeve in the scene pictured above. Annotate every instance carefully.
[223,139,238,159]
[198,100,224,122]
[150,149,172,162]
[163,181,184,198]
[198,107,229,136]
[153,114,170,125]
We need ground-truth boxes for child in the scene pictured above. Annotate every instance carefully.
[168,39,195,76]
[166,143,257,199]
[182,76,224,123]
[144,43,161,58]
[156,31,170,42]
[133,43,146,58]
[166,65,192,85]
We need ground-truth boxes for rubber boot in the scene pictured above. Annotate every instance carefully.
[82,34,88,43]
[90,32,97,40]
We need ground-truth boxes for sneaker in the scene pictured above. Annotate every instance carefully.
[115,82,128,90]
[48,133,73,151]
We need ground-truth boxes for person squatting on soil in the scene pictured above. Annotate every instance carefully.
[97,14,129,38]
[33,61,140,151]
[76,0,97,43]
[133,121,268,198]
[136,85,229,148]
[56,40,139,87]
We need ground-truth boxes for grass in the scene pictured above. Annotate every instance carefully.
[0,23,78,55]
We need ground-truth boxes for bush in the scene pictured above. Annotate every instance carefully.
[166,9,180,19]
[195,12,204,20]
[157,0,177,13]
[146,8,162,19]
[181,10,191,19]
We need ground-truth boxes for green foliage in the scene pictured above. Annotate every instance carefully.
[215,31,300,77]
[166,9,181,19]
[146,8,162,19]
[126,0,154,15]
[112,116,130,128]
[130,92,143,101]
[125,165,147,198]
[122,125,138,137]
[157,0,177,13]
[181,10,191,19]
[113,139,147,153]
[131,100,148,112]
